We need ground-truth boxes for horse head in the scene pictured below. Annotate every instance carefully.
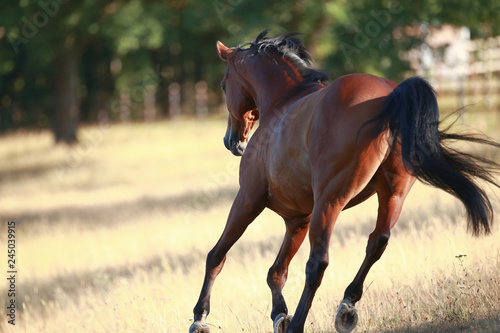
[217,41,259,156]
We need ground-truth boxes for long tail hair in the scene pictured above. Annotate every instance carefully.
[376,77,500,235]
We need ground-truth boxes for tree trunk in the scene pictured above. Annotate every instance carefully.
[53,46,80,143]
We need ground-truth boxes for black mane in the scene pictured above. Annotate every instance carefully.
[235,30,328,83]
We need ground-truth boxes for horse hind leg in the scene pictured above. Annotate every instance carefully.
[335,165,415,333]
[268,216,310,332]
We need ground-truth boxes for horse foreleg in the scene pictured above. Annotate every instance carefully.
[268,216,310,332]
[190,190,265,333]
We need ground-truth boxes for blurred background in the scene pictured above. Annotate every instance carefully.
[1,1,499,333]
[1,0,500,140]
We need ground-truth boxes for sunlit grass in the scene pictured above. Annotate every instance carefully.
[0,114,499,332]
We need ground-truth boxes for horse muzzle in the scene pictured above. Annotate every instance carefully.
[224,135,247,156]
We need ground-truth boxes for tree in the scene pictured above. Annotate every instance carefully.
[1,0,499,140]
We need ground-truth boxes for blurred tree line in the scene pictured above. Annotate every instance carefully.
[0,0,498,142]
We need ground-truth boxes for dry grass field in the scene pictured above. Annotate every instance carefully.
[0,112,499,333]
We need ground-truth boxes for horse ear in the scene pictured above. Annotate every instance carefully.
[216,41,232,61]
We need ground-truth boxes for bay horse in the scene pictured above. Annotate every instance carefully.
[189,30,499,333]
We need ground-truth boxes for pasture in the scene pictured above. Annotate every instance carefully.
[0,113,499,333]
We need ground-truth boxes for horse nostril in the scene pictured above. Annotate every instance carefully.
[229,138,238,149]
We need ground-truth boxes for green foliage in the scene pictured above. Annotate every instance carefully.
[102,0,164,56]
[0,0,498,132]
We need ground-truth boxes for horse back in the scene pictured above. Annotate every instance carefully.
[308,74,397,154]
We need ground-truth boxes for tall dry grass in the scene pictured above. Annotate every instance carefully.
[0,113,499,333]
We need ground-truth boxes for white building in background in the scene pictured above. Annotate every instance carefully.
[407,24,500,110]
[420,25,470,79]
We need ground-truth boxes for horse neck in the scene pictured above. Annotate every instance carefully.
[249,61,312,123]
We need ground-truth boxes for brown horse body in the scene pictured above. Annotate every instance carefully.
[190,31,498,333]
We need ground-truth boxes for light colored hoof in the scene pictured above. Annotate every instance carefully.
[189,321,210,333]
[273,313,293,333]
[335,301,358,333]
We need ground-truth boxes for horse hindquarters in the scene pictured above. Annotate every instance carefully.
[286,127,393,332]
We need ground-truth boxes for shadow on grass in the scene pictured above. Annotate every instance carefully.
[1,185,239,230]
[2,232,283,319]
[0,161,62,182]
[4,248,203,319]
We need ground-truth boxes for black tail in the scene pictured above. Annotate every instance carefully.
[378,77,500,235]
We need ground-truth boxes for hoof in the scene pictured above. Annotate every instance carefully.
[335,301,358,333]
[189,321,210,333]
[273,313,293,333]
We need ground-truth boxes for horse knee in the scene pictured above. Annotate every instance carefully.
[377,232,390,248]
[305,255,329,289]
[367,231,390,252]
[206,248,226,273]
